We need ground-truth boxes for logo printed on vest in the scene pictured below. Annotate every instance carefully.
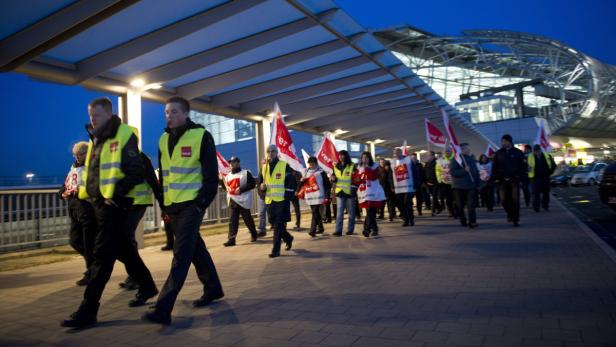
[109,141,119,152]
[181,146,192,157]
[395,164,409,182]
[275,173,282,179]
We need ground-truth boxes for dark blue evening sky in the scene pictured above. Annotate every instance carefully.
[1,0,614,180]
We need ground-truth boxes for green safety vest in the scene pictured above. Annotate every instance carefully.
[127,126,154,206]
[78,123,135,200]
[527,152,553,178]
[159,128,204,206]
[334,164,354,195]
[262,160,287,204]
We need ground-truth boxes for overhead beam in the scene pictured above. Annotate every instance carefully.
[76,0,267,82]
[140,8,338,86]
[0,0,138,71]
[213,66,384,108]
[280,76,404,115]
[343,110,442,139]
[177,38,349,100]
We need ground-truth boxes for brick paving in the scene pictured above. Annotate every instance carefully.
[1,200,616,347]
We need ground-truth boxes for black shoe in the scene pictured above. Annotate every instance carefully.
[345,231,354,235]
[417,211,423,216]
[323,219,331,224]
[250,235,258,242]
[293,226,301,231]
[513,221,520,227]
[309,231,316,237]
[76,274,90,287]
[160,245,173,251]
[388,219,394,222]
[257,231,267,237]
[142,310,171,325]
[534,207,540,213]
[129,288,159,307]
[409,219,415,226]
[460,221,468,227]
[371,230,378,236]
[223,239,236,247]
[468,223,478,229]
[332,232,342,237]
[119,277,138,291]
[192,291,224,307]
[543,207,549,212]
[268,252,280,258]
[316,229,325,234]
[285,236,294,251]
[362,230,370,238]
[61,303,99,328]
[402,222,409,227]
[487,208,493,212]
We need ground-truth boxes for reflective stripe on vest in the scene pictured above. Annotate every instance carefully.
[263,161,287,204]
[132,182,154,205]
[334,164,354,195]
[78,124,134,200]
[159,128,205,206]
[527,152,553,178]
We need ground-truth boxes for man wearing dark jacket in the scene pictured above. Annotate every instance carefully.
[450,144,480,228]
[378,159,396,221]
[492,134,526,226]
[143,97,223,325]
[257,144,297,257]
[424,151,441,216]
[411,153,426,216]
[528,144,557,212]
[62,97,157,328]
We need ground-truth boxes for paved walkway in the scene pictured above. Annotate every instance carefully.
[1,200,616,347]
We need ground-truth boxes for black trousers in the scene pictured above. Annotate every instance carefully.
[363,207,378,232]
[454,189,477,224]
[479,184,495,211]
[82,200,156,306]
[532,177,551,210]
[521,177,531,207]
[163,223,174,248]
[415,187,424,215]
[426,184,441,214]
[395,192,414,223]
[68,199,96,275]
[309,205,324,233]
[439,183,455,217]
[267,200,292,253]
[155,204,223,314]
[291,198,301,227]
[500,179,521,223]
[228,205,257,240]
[422,184,432,208]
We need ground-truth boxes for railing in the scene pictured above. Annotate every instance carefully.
[0,187,271,253]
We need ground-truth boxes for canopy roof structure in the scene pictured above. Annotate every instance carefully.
[0,0,493,150]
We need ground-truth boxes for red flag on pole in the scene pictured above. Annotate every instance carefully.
[425,118,447,148]
[216,150,230,178]
[442,109,462,165]
[484,144,497,157]
[270,103,304,172]
[402,140,409,156]
[534,122,553,152]
[315,132,339,175]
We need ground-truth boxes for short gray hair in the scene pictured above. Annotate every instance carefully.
[266,144,278,153]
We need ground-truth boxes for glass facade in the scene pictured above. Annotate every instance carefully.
[455,96,517,123]
[190,111,254,145]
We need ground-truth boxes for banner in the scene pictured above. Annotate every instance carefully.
[270,102,304,172]
[425,118,447,148]
[216,150,230,178]
[484,144,497,157]
[534,121,553,152]
[315,132,340,175]
[402,140,408,156]
[442,109,462,165]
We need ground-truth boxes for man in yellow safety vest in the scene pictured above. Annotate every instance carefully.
[528,144,556,212]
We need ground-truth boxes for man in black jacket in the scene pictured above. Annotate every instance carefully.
[424,151,441,216]
[492,134,526,226]
[411,153,426,216]
[62,97,157,328]
[529,144,557,212]
[143,97,223,325]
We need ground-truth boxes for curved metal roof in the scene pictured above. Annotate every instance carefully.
[0,0,492,150]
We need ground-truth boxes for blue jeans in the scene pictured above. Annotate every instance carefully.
[258,198,267,233]
[335,196,355,234]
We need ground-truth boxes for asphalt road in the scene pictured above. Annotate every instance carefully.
[551,184,616,250]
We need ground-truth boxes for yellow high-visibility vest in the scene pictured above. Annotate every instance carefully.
[127,126,154,206]
[159,128,204,206]
[262,160,287,204]
[78,124,135,200]
[334,164,354,195]
[527,152,553,178]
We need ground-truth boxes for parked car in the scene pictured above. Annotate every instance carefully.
[550,166,573,187]
[570,163,607,186]
[598,162,616,211]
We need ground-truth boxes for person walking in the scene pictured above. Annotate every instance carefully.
[450,144,480,228]
[424,151,442,216]
[222,156,258,247]
[258,145,297,258]
[521,144,533,207]
[528,144,556,212]
[142,96,224,325]
[492,134,526,227]
[390,148,415,227]
[357,152,386,237]
[256,158,268,237]
[410,153,425,216]
[436,148,456,218]
[331,150,358,236]
[478,154,494,212]
[298,156,330,237]
[379,159,397,221]
[290,170,302,230]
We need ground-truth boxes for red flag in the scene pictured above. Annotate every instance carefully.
[402,140,408,156]
[270,103,304,172]
[425,118,447,148]
[315,132,339,175]
[484,144,497,157]
[216,150,230,178]
[442,109,462,165]
[534,122,553,152]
